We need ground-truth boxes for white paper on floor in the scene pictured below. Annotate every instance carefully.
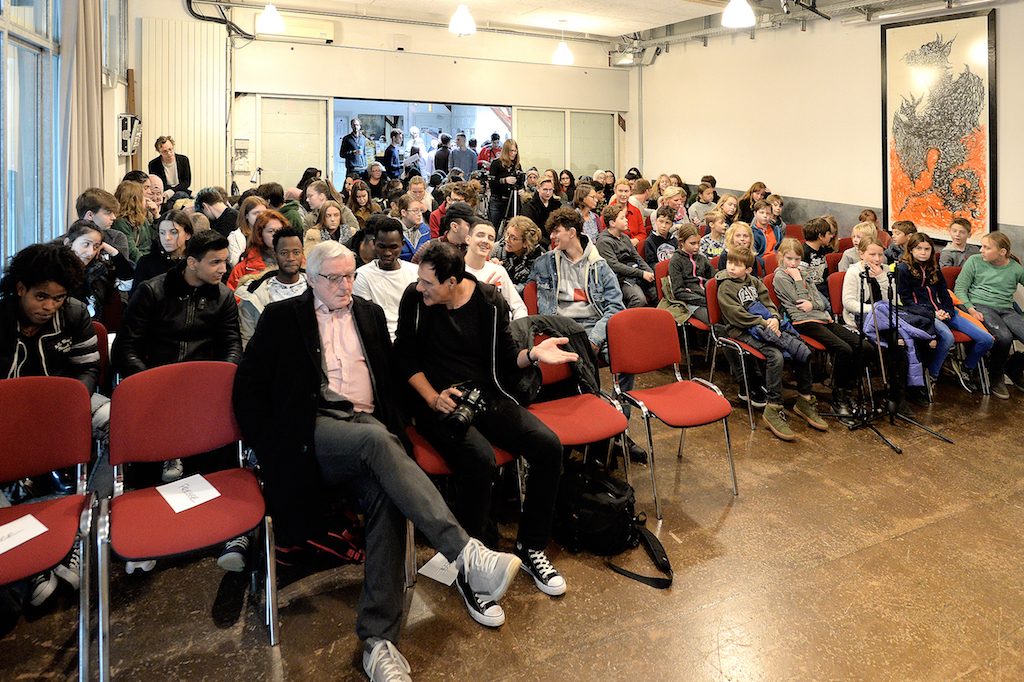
[417,551,458,586]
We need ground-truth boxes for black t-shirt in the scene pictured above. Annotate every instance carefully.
[422,295,490,392]
[15,330,45,378]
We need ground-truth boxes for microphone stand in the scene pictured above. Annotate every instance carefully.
[831,266,903,453]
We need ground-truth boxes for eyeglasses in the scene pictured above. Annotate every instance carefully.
[505,234,523,242]
[318,272,356,286]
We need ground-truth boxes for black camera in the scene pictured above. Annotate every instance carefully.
[444,383,488,434]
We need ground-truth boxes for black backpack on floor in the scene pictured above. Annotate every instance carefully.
[554,463,672,589]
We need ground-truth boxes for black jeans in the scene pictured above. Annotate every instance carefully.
[794,321,868,391]
[621,279,657,309]
[415,397,562,550]
[737,333,813,405]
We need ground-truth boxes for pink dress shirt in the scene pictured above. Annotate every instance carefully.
[314,297,375,413]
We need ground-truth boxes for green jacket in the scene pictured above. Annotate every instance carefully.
[111,217,154,262]
[278,200,306,232]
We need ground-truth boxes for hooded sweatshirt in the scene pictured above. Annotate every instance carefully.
[714,269,778,339]
[668,248,714,307]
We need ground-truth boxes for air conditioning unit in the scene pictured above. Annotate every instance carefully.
[280,17,336,43]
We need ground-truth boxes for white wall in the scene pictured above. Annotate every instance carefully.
[641,2,1024,228]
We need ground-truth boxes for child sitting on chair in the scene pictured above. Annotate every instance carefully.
[774,238,865,417]
[665,224,713,324]
[716,248,824,441]
[938,217,981,268]
[838,222,885,273]
[699,209,727,259]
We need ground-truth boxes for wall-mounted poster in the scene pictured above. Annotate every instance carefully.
[882,10,996,244]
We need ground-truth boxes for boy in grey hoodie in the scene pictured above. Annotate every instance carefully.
[716,248,823,440]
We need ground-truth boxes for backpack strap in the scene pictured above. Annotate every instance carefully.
[606,515,673,589]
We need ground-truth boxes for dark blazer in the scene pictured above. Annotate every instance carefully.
[147,154,192,194]
[233,290,402,544]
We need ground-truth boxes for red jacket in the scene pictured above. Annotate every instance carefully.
[429,202,448,239]
[228,248,268,291]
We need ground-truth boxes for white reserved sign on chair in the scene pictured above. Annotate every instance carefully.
[157,474,221,513]
[0,514,48,555]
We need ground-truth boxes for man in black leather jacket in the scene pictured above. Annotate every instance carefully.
[112,231,241,377]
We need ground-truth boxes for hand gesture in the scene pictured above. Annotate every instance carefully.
[532,336,580,366]
[796,299,813,312]
[764,318,780,335]
[100,242,119,258]
[969,307,984,322]
[642,270,655,283]
[785,267,802,280]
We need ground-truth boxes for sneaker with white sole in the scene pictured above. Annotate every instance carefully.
[362,639,412,682]
[125,560,156,574]
[217,535,250,572]
[454,572,505,627]
[161,459,184,482]
[455,537,521,602]
[515,545,567,596]
[53,544,81,590]
[29,571,58,607]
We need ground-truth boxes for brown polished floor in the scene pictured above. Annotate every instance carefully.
[3,369,1024,681]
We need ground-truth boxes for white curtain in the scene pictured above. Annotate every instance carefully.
[60,0,105,225]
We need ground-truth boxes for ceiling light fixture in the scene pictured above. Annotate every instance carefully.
[721,0,757,28]
[448,4,476,37]
[552,21,574,65]
[255,3,286,34]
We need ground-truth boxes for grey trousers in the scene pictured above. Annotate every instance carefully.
[313,412,470,645]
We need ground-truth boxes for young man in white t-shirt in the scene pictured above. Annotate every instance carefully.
[352,215,418,341]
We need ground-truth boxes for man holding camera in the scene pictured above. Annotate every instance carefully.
[395,240,576,597]
[235,240,530,680]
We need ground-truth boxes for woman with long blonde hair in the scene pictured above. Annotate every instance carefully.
[112,180,154,260]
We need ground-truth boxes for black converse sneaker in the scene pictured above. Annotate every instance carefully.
[515,545,566,596]
[454,571,505,627]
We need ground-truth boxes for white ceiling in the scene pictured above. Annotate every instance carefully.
[308,0,723,38]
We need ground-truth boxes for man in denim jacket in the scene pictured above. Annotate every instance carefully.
[528,207,623,356]
[528,208,647,462]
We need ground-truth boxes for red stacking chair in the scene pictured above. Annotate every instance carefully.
[825,252,844,275]
[877,230,892,247]
[402,426,519,586]
[785,224,805,241]
[522,279,539,316]
[607,308,738,519]
[941,266,990,394]
[0,377,94,681]
[654,259,670,301]
[93,320,112,397]
[762,252,778,277]
[710,255,720,270]
[827,271,846,321]
[526,335,630,473]
[98,362,278,680]
[705,278,765,431]
[836,237,854,253]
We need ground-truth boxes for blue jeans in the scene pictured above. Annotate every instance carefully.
[937,312,994,371]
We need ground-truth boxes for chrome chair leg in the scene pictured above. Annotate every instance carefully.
[264,516,280,646]
[643,412,661,520]
[723,418,738,496]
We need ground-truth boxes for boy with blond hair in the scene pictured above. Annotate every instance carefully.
[838,221,885,272]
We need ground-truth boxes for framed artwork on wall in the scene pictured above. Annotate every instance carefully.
[881,9,996,244]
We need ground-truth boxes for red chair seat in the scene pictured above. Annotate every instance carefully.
[528,394,628,445]
[625,382,733,428]
[686,317,710,332]
[733,339,767,360]
[952,331,973,343]
[0,495,87,584]
[799,334,827,351]
[109,468,265,560]
[405,426,514,475]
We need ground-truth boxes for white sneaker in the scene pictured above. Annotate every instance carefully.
[455,537,520,602]
[217,535,250,572]
[125,560,156,574]
[362,640,412,682]
[161,459,184,482]
[29,571,58,607]
[516,545,567,596]
[455,571,505,627]
[53,544,81,590]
